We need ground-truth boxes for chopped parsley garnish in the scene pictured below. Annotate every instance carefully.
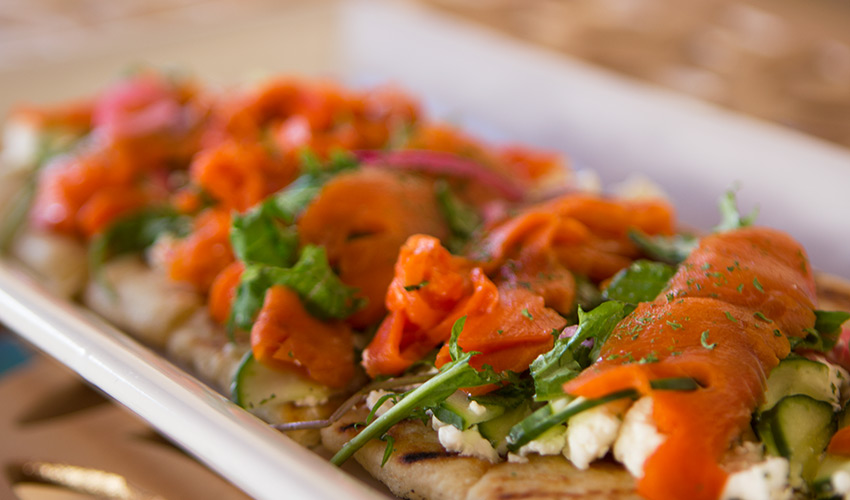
[666,320,683,330]
[404,281,429,292]
[701,330,717,350]
[753,311,773,323]
[752,277,765,293]
[521,308,534,320]
[638,351,659,364]
[724,311,738,323]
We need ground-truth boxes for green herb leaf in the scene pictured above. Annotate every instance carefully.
[628,230,698,265]
[330,332,500,466]
[227,245,365,332]
[529,301,634,401]
[434,179,481,253]
[790,310,850,353]
[714,190,758,232]
[227,264,271,332]
[814,310,850,335]
[449,316,467,362]
[230,203,298,267]
[266,245,365,320]
[89,206,191,285]
[403,281,429,292]
[380,435,395,467]
[700,330,716,350]
[603,260,676,304]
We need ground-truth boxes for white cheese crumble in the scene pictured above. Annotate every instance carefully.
[507,452,528,464]
[365,390,395,418]
[720,456,791,500]
[516,424,567,458]
[613,397,665,478]
[468,400,488,417]
[832,470,850,497]
[432,417,500,463]
[564,400,627,469]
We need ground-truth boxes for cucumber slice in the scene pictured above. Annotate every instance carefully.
[432,390,506,430]
[478,402,532,448]
[762,357,841,412]
[231,351,334,410]
[757,394,836,487]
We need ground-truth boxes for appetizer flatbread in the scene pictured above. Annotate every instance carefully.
[2,70,849,500]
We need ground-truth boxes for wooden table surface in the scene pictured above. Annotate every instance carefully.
[0,346,251,500]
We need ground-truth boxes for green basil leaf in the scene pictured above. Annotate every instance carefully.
[266,245,365,321]
[628,229,698,265]
[603,260,676,304]
[230,204,298,267]
[228,245,365,333]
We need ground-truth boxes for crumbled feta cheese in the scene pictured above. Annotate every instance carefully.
[507,452,528,464]
[564,400,627,469]
[432,417,500,463]
[613,397,665,478]
[832,470,850,497]
[720,456,791,500]
[365,390,395,418]
[517,425,567,458]
[468,400,488,417]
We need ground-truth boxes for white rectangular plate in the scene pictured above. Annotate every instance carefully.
[1,1,849,499]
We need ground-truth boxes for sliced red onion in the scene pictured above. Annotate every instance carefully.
[355,149,525,201]
[94,77,182,140]
[559,325,579,339]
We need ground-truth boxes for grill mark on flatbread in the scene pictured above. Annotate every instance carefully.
[339,422,361,432]
[401,451,456,463]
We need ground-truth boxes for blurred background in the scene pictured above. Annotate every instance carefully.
[1,0,848,145]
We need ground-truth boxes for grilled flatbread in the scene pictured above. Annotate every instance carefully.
[320,273,850,500]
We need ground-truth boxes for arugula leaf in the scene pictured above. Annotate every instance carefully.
[89,206,191,284]
[448,315,467,361]
[230,202,298,267]
[227,245,364,332]
[714,190,758,232]
[603,260,676,304]
[331,317,501,466]
[434,179,481,253]
[628,229,698,265]
[530,301,634,401]
[790,310,850,353]
[815,310,850,335]
[470,378,534,409]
